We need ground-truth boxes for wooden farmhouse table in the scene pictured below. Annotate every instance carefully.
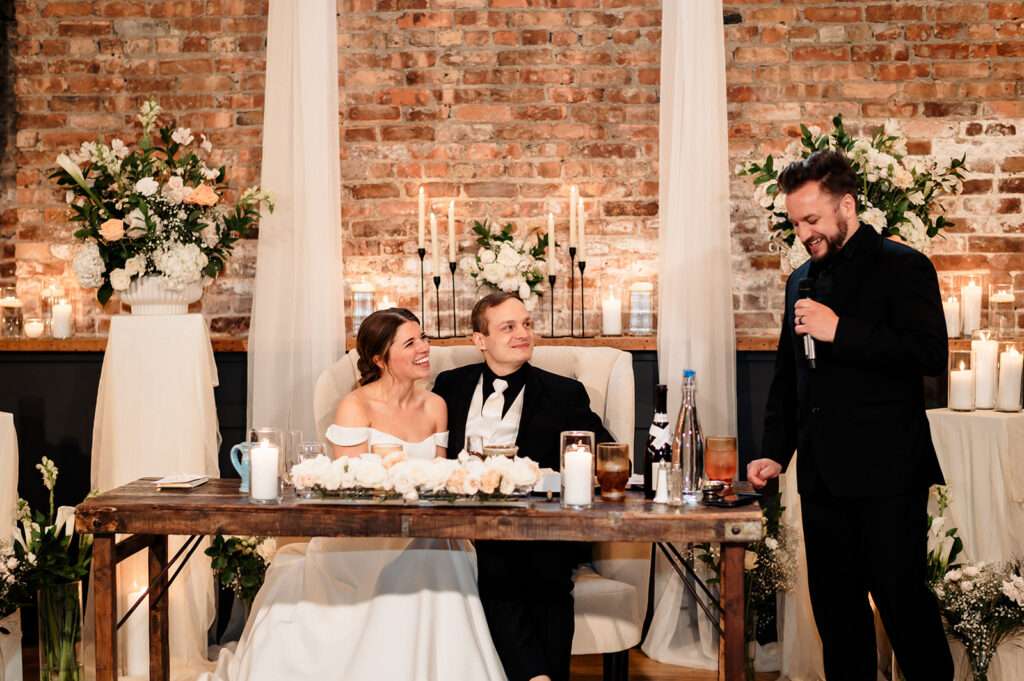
[76,478,763,681]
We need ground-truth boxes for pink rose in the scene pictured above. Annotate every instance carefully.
[99,218,124,242]
[185,183,219,206]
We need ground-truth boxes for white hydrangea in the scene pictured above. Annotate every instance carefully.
[152,242,208,290]
[72,241,105,288]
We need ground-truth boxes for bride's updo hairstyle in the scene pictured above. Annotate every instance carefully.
[356,308,421,386]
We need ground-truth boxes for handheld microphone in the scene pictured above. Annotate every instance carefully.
[798,278,816,369]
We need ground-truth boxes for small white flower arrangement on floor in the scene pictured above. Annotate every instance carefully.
[54,99,273,304]
[736,114,967,270]
[462,219,549,308]
[290,451,541,502]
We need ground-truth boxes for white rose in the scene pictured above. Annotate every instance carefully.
[963,565,981,578]
[124,255,147,277]
[772,190,786,213]
[109,268,131,291]
[481,262,506,284]
[497,243,520,268]
[518,282,531,300]
[125,208,148,237]
[389,461,419,496]
[860,206,887,235]
[944,569,963,582]
[162,175,192,205]
[352,455,388,489]
[499,476,517,495]
[134,177,159,196]
[479,249,496,264]
[499,276,520,293]
[907,191,925,206]
[172,127,194,146]
[508,458,540,488]
[892,165,914,189]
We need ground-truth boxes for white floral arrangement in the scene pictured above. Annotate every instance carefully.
[935,561,1024,681]
[0,538,30,630]
[462,219,548,308]
[290,451,541,502]
[736,114,967,270]
[54,99,273,304]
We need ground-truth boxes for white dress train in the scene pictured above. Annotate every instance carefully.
[199,427,507,681]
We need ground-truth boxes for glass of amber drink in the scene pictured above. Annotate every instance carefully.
[704,436,737,484]
[596,443,630,500]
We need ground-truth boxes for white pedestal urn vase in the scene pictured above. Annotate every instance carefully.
[121,277,204,315]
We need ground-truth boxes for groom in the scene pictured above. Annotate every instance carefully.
[433,292,612,681]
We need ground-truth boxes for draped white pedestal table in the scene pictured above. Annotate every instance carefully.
[1,411,22,681]
[85,315,219,680]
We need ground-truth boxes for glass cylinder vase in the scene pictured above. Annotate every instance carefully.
[971,330,999,409]
[989,283,1016,339]
[0,287,23,338]
[996,342,1023,413]
[37,581,83,681]
[560,430,595,509]
[959,274,986,337]
[948,349,974,412]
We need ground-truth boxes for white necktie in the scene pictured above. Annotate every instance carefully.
[480,378,508,424]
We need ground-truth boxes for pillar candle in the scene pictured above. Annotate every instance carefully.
[577,197,586,261]
[562,444,593,507]
[121,584,148,677]
[972,334,999,409]
[547,213,557,277]
[949,363,974,411]
[569,185,578,247]
[448,199,456,263]
[961,280,982,335]
[51,300,72,339]
[943,296,961,338]
[429,211,439,275]
[997,346,1023,411]
[418,187,426,249]
[250,443,280,501]
[602,293,622,336]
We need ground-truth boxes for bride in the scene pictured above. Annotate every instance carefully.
[201,308,507,681]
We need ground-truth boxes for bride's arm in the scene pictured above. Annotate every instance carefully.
[330,393,371,459]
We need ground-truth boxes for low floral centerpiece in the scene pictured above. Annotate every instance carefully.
[736,115,967,270]
[290,451,541,503]
[462,220,549,308]
[54,99,273,312]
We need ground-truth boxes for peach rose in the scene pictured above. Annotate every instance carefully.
[185,183,219,206]
[99,218,124,242]
[479,468,501,495]
[445,468,468,495]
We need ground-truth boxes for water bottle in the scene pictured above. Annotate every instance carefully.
[672,369,704,501]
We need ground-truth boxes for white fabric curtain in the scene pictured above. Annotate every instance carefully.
[656,0,736,436]
[645,0,743,668]
[248,0,344,439]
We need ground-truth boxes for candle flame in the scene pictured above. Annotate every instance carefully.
[959,361,966,371]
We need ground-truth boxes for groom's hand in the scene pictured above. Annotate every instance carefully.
[747,458,782,489]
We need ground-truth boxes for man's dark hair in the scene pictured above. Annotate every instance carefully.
[777,150,859,206]
[471,291,521,335]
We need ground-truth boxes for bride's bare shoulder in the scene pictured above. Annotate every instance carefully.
[421,390,447,423]
[334,388,372,426]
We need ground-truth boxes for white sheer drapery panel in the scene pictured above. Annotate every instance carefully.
[248,0,344,438]
[656,0,737,436]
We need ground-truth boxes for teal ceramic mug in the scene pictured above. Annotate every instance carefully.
[229,442,254,493]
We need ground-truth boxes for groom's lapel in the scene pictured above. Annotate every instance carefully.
[452,363,485,438]
[515,364,546,449]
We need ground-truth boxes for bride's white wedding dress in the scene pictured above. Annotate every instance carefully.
[199,427,507,681]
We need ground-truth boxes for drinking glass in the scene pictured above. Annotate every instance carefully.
[293,442,325,499]
[596,443,630,500]
[370,443,404,457]
[704,436,738,484]
[482,444,518,459]
[667,464,684,506]
[465,435,485,458]
[560,431,595,509]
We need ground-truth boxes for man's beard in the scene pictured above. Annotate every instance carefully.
[806,213,849,262]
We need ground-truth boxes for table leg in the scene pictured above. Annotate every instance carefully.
[718,543,745,681]
[149,535,170,681]
[92,534,118,681]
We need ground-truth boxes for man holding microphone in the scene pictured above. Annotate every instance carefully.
[747,150,953,680]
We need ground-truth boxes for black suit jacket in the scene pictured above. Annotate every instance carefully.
[762,225,947,498]
[432,361,613,470]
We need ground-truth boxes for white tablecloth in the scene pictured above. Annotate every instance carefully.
[85,314,220,680]
[0,412,17,540]
[780,411,1024,680]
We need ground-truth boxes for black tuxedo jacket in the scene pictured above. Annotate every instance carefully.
[432,361,613,470]
[762,225,947,498]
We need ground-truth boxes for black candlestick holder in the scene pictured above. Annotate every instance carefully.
[577,259,591,338]
[417,248,426,324]
[568,246,577,337]
[448,261,458,337]
[545,274,560,338]
[432,275,442,338]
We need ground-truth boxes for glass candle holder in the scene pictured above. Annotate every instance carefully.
[293,442,325,499]
[667,463,684,507]
[40,277,65,329]
[989,283,1016,339]
[627,282,654,336]
[996,342,1023,412]
[1,286,23,338]
[23,316,45,339]
[50,297,74,339]
[959,274,986,337]
[249,428,283,503]
[704,436,738,484]
[596,442,630,500]
[351,283,375,332]
[560,430,595,509]
[948,349,975,411]
[600,285,623,337]
[942,294,961,339]
[971,330,998,409]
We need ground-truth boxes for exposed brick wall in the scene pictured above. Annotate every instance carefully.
[726,0,1024,335]
[6,0,1024,339]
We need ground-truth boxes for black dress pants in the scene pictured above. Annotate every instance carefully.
[475,540,578,681]
[800,489,953,681]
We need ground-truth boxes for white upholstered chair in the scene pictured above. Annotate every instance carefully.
[313,345,649,679]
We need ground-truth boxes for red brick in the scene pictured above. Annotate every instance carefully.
[803,7,862,22]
